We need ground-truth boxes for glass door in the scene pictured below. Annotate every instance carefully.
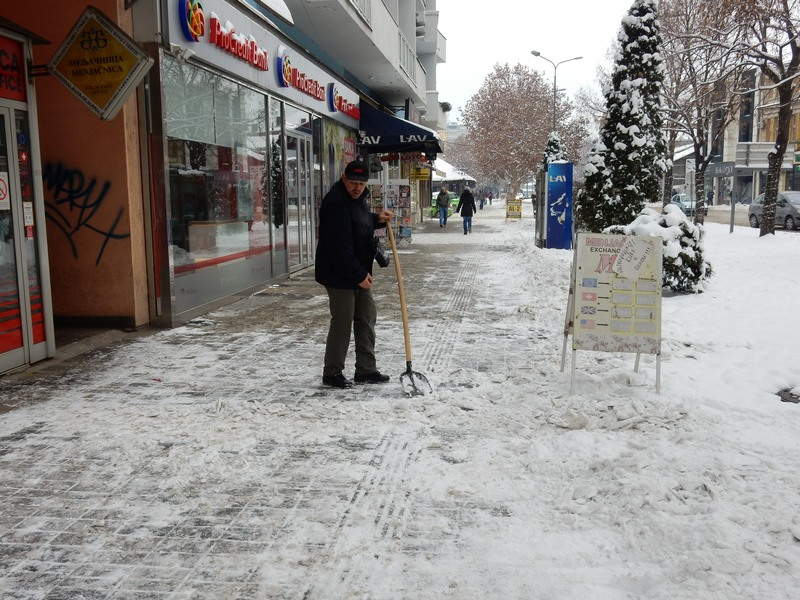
[0,108,27,372]
[298,137,309,265]
[286,132,315,270]
[0,105,50,373]
[302,137,315,263]
[14,109,47,362]
[286,134,301,269]
[297,135,307,265]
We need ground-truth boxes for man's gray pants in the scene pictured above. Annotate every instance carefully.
[323,286,377,377]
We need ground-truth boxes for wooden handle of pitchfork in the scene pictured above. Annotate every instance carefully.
[385,224,413,362]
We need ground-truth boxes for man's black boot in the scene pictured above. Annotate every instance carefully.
[354,371,391,384]
[323,374,354,388]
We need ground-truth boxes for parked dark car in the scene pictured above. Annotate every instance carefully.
[748,192,800,229]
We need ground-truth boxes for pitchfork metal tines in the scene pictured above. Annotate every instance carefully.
[400,361,432,397]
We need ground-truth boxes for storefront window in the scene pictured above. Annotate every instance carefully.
[162,56,270,314]
[269,98,287,277]
[322,120,357,191]
[163,59,214,145]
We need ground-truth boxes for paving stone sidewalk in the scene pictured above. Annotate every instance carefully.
[1,204,551,600]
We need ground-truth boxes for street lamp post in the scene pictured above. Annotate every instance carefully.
[530,50,583,132]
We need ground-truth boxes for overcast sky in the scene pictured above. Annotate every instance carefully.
[435,0,635,121]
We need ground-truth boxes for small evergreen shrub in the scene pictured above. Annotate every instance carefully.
[606,204,712,293]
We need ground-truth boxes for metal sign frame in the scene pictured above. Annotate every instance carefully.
[47,6,153,121]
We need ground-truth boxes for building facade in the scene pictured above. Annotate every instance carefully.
[713,69,797,205]
[0,0,447,373]
[670,68,800,206]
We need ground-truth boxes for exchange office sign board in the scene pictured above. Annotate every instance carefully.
[506,198,522,219]
[48,7,153,120]
[572,232,662,355]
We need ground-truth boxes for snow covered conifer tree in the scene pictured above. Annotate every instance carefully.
[543,131,566,168]
[576,0,667,232]
[575,140,613,232]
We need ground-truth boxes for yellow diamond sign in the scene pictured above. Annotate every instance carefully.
[49,7,153,120]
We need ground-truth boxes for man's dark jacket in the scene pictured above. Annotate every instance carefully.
[456,188,477,216]
[315,180,385,289]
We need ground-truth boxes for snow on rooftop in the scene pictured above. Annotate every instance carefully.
[433,157,476,182]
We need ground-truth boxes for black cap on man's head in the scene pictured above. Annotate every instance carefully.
[344,160,369,182]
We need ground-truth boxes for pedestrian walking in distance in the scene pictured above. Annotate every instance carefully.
[457,187,477,235]
[436,186,450,227]
[315,160,394,389]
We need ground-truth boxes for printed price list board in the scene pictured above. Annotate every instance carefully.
[572,233,662,354]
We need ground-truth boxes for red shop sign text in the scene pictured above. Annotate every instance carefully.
[0,36,27,102]
[276,52,325,101]
[209,17,269,71]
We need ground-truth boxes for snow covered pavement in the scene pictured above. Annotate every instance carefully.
[1,204,799,599]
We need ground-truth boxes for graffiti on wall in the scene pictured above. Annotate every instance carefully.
[43,162,130,266]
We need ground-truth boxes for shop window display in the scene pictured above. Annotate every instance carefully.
[322,120,357,193]
[162,56,270,312]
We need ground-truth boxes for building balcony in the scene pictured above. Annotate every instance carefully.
[284,0,426,104]
[735,142,796,170]
[416,11,445,63]
[346,0,372,24]
[435,29,446,62]
[419,89,446,131]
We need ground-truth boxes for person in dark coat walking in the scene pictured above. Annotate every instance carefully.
[456,187,477,234]
[315,161,394,388]
[435,186,450,227]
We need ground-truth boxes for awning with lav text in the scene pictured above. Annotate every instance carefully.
[358,101,443,155]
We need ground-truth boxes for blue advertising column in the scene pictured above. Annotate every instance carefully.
[546,162,573,249]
